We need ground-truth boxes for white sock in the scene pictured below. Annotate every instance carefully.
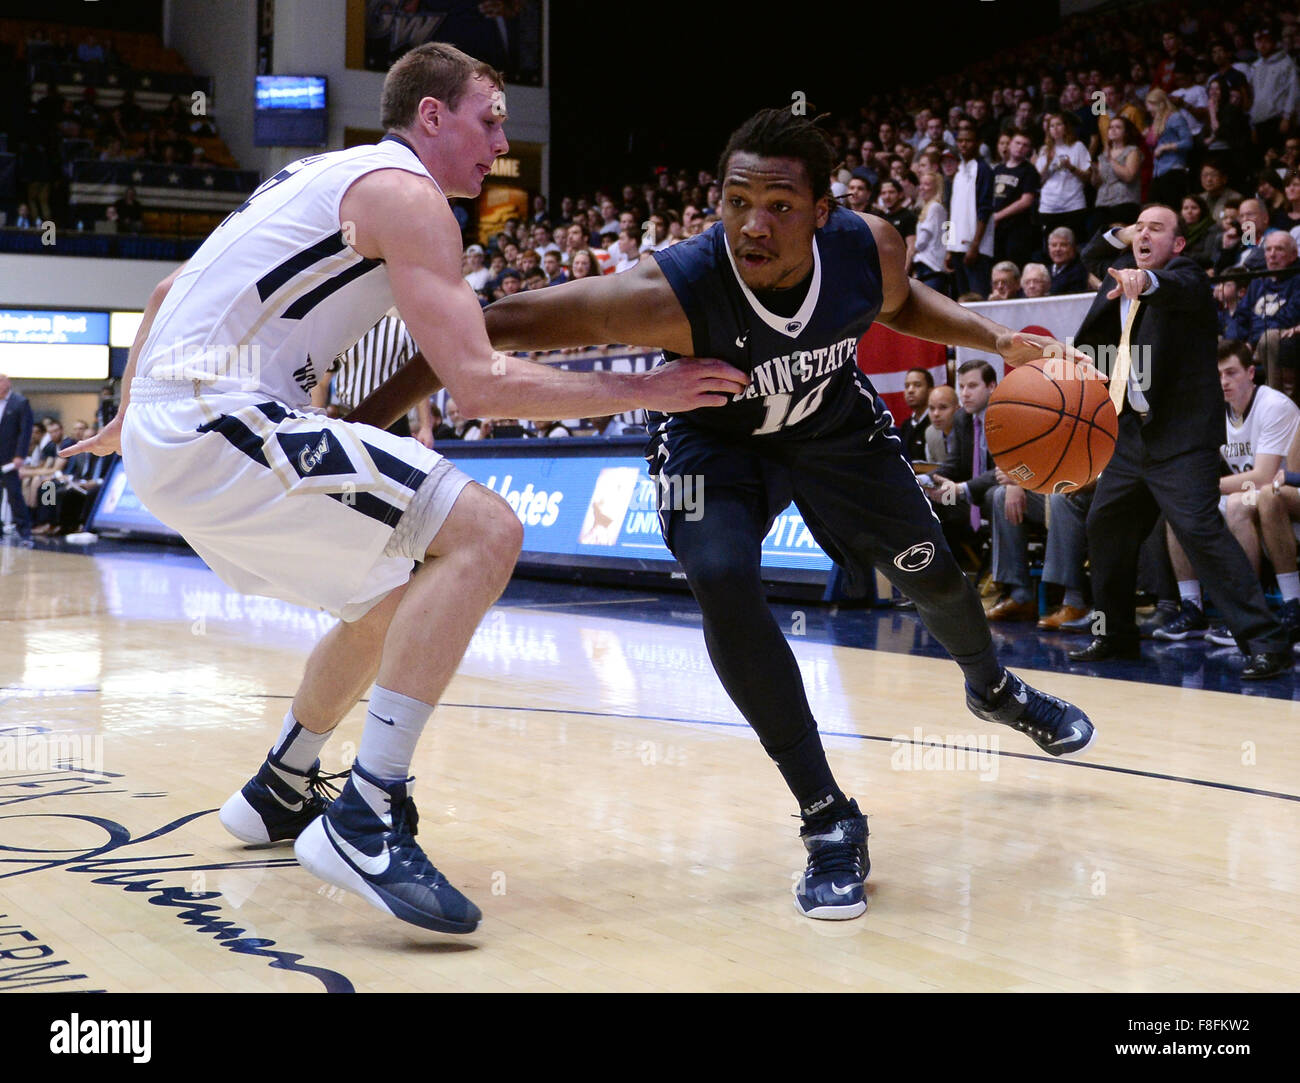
[1278,572,1300,603]
[1177,580,1202,609]
[358,686,434,785]
[270,708,331,778]
[1063,589,1085,609]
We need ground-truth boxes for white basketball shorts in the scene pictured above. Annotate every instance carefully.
[122,379,472,620]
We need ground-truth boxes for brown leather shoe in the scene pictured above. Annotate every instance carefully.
[1037,604,1089,631]
[985,597,1038,622]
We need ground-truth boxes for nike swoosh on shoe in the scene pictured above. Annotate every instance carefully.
[324,817,392,876]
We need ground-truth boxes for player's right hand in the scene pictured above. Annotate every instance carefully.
[640,357,749,412]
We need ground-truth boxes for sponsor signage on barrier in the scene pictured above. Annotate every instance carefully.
[0,308,110,379]
[89,443,833,583]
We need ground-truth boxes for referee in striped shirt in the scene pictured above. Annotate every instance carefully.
[314,309,435,445]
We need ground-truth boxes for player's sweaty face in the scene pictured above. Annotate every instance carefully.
[722,153,828,291]
[440,77,509,199]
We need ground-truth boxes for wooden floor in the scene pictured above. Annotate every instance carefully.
[1,541,1298,992]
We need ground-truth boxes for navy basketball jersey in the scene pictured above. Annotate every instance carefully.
[652,208,893,440]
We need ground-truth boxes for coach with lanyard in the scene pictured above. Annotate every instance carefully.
[1067,206,1292,678]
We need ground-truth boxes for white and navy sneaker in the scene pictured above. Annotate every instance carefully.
[219,754,345,845]
[1151,600,1208,641]
[793,801,869,920]
[1205,624,1238,648]
[966,670,1096,757]
[294,761,481,935]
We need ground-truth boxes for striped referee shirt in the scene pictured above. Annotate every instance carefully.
[329,312,416,412]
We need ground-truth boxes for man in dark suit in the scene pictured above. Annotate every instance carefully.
[1067,206,1291,678]
[895,367,934,461]
[0,373,34,542]
[928,360,999,574]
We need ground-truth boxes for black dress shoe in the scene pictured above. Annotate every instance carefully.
[1068,637,1140,662]
[1240,652,1293,680]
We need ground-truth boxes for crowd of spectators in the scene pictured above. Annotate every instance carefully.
[0,415,111,538]
[4,25,223,232]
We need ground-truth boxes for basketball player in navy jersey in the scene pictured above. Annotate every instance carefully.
[358,109,1098,920]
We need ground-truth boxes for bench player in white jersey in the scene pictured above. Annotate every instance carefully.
[1157,339,1300,646]
[62,43,747,935]
[1258,427,1300,645]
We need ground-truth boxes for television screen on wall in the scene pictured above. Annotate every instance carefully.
[254,75,329,147]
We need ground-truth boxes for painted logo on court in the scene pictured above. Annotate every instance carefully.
[893,541,934,571]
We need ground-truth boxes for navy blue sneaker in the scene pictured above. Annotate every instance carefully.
[1281,599,1300,645]
[793,801,869,920]
[219,754,345,844]
[966,670,1096,757]
[294,761,481,935]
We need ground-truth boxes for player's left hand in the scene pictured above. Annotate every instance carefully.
[416,424,435,449]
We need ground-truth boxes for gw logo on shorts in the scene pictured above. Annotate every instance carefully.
[893,542,935,572]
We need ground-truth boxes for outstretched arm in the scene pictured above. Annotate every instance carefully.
[61,261,185,457]
[484,258,696,356]
[864,214,1055,368]
[343,170,744,422]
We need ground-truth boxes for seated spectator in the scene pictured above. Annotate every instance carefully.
[541,250,567,284]
[1256,427,1300,640]
[1021,262,1052,297]
[609,227,640,274]
[12,203,38,229]
[589,414,642,437]
[989,261,1023,300]
[1198,160,1243,224]
[1156,341,1300,643]
[522,267,548,290]
[530,419,572,438]
[114,188,144,234]
[441,398,483,440]
[1256,169,1288,222]
[1220,199,1272,272]
[1046,228,1089,294]
[495,269,523,299]
[568,248,602,281]
[1272,171,1300,233]
[99,137,128,162]
[923,384,959,465]
[1215,277,1250,339]
[1212,217,1244,275]
[895,368,933,461]
[929,361,999,556]
[986,468,1092,623]
[76,34,106,64]
[463,244,491,290]
[25,419,66,533]
[845,177,871,213]
[1245,232,1300,396]
[1179,194,1217,267]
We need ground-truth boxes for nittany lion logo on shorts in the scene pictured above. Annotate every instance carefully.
[893,541,935,572]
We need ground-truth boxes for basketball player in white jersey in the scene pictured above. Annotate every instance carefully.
[63,43,748,935]
[1157,339,1300,645]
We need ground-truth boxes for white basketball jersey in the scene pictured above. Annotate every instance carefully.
[137,138,438,406]
[1221,385,1300,473]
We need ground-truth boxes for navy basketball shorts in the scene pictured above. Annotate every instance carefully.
[647,418,954,597]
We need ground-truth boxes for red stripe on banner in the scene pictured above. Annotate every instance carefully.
[856,323,949,423]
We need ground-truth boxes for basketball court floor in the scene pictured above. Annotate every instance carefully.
[1,538,1297,993]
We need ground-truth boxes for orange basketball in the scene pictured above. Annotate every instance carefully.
[984,359,1118,494]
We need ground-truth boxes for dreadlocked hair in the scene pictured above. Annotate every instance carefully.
[717,107,837,204]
